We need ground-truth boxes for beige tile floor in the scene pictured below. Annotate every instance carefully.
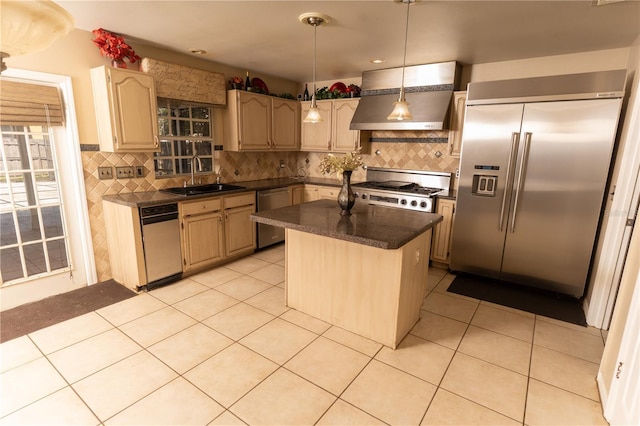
[0,244,610,425]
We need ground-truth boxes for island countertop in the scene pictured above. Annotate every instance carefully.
[251,199,442,250]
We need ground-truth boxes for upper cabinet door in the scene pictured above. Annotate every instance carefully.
[448,91,467,158]
[271,97,300,150]
[237,92,271,151]
[91,66,159,152]
[332,99,360,152]
[300,100,332,151]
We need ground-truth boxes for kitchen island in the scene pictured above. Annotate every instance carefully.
[252,200,442,348]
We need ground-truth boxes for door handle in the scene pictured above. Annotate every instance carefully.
[499,132,519,231]
[510,132,532,233]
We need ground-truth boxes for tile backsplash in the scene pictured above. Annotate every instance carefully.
[83,130,459,281]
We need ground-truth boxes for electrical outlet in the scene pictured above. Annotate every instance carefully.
[98,167,113,180]
[455,168,460,178]
[135,165,145,178]
[116,166,134,179]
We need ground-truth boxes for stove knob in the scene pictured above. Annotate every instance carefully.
[420,201,428,209]
[361,193,367,199]
[410,200,418,207]
[400,199,407,205]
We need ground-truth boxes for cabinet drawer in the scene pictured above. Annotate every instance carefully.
[224,192,256,209]
[318,187,339,199]
[181,197,222,216]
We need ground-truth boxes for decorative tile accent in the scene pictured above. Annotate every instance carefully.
[80,144,100,151]
[370,137,448,143]
[362,84,455,96]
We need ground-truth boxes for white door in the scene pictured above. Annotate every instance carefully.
[601,212,640,425]
[604,267,640,425]
[0,70,95,311]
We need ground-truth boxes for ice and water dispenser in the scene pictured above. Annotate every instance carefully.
[471,165,499,197]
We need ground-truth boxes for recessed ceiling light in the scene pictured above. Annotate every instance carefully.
[370,58,386,64]
[189,48,207,55]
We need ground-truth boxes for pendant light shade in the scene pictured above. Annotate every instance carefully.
[387,0,414,121]
[0,0,74,73]
[387,87,413,121]
[300,13,330,124]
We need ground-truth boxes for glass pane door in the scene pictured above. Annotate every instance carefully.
[0,125,70,285]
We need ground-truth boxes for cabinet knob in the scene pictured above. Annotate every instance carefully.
[154,135,159,147]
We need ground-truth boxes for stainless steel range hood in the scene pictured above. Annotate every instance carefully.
[350,61,461,131]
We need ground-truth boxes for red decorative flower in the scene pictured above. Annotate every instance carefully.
[92,28,141,63]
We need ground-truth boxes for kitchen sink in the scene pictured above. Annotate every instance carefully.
[161,183,246,196]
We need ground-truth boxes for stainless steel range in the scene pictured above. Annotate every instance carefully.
[353,167,452,213]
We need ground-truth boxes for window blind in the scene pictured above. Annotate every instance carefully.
[0,79,64,126]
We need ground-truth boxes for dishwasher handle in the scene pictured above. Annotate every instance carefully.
[257,187,291,212]
[141,212,179,225]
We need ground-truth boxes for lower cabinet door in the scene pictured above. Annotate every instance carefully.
[431,199,455,263]
[182,212,224,271]
[225,204,256,257]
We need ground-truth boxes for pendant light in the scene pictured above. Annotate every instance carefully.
[300,13,330,123]
[387,0,414,121]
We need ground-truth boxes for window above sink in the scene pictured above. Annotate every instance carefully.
[154,99,215,179]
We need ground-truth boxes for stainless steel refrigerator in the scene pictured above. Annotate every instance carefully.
[450,70,626,298]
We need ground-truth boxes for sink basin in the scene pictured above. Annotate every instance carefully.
[161,183,246,196]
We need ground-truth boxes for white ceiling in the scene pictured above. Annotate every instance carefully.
[56,0,640,83]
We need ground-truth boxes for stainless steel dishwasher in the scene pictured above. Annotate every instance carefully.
[257,187,291,249]
[139,203,183,290]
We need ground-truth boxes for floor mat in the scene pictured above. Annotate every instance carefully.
[0,280,136,343]
[447,273,587,326]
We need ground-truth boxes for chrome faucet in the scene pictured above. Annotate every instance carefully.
[190,155,202,186]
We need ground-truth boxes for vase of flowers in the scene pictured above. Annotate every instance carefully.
[319,150,364,216]
[92,28,141,69]
[346,84,361,98]
[229,76,243,90]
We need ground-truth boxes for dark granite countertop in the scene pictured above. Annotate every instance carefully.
[101,177,341,208]
[251,199,442,250]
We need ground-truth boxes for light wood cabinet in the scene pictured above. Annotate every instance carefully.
[303,184,339,202]
[318,186,339,200]
[332,99,361,152]
[90,66,159,153]
[431,198,456,265]
[448,91,467,157]
[289,184,305,205]
[301,99,368,153]
[271,97,300,150]
[303,186,320,202]
[180,191,256,273]
[224,90,299,151]
[300,101,332,151]
[223,192,256,258]
[102,200,147,289]
[180,198,225,272]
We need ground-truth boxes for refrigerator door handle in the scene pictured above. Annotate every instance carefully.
[499,132,520,231]
[510,132,532,233]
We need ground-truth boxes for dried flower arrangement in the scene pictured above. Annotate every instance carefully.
[346,84,361,97]
[229,76,243,89]
[92,28,140,66]
[319,150,364,178]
